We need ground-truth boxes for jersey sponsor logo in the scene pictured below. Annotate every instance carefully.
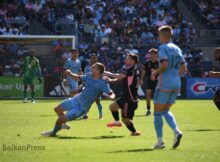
[192,82,220,94]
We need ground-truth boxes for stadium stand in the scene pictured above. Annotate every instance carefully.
[0,0,218,78]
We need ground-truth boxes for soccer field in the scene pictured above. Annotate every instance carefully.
[0,99,219,162]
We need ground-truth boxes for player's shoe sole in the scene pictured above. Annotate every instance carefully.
[146,110,151,116]
[62,123,70,130]
[23,98,27,103]
[107,121,122,127]
[41,131,56,137]
[153,142,165,149]
[131,131,141,136]
[173,133,183,148]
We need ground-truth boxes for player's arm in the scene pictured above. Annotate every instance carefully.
[35,59,42,83]
[151,60,168,80]
[105,91,116,100]
[179,63,187,75]
[102,76,118,83]
[21,57,27,76]
[140,67,146,86]
[65,69,80,81]
[104,71,126,80]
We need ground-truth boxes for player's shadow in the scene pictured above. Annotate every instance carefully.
[40,115,56,117]
[184,129,220,132]
[107,148,154,153]
[135,114,147,117]
[57,135,125,140]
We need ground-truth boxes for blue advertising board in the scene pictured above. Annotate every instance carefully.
[186,78,220,99]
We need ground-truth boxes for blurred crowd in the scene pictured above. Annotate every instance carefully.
[184,0,220,29]
[0,0,217,78]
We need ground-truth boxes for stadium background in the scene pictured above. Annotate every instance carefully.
[0,0,219,99]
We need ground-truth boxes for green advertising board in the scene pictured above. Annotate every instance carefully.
[0,77,44,97]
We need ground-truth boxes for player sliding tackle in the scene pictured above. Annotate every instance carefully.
[104,54,141,136]
[151,25,187,149]
[41,63,115,137]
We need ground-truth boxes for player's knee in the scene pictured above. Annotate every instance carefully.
[122,118,131,125]
[57,115,68,124]
[109,103,116,111]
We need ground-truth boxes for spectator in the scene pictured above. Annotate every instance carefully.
[2,65,13,76]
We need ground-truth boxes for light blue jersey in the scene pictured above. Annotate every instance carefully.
[84,64,91,74]
[60,73,112,120]
[157,42,185,91]
[154,42,185,105]
[64,58,82,91]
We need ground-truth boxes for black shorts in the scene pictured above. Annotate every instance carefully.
[116,98,138,120]
[146,81,157,91]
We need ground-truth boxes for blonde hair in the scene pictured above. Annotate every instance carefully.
[158,25,173,39]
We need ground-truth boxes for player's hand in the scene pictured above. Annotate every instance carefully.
[151,71,157,81]
[102,76,111,82]
[38,77,42,83]
[63,79,68,88]
[65,69,71,76]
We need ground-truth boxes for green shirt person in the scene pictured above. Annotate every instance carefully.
[22,49,41,103]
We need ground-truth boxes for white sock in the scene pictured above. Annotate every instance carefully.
[158,137,163,144]
[114,121,120,124]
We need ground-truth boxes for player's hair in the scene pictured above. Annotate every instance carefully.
[149,48,157,54]
[158,25,173,39]
[95,62,105,74]
[71,49,78,53]
[128,53,139,64]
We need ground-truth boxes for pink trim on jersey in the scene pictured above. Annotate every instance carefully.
[127,74,138,102]
[127,75,134,86]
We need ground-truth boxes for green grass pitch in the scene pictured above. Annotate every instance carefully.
[0,99,219,162]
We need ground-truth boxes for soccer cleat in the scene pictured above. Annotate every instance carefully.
[131,131,141,136]
[173,132,183,148]
[32,100,36,104]
[99,116,103,120]
[23,98,27,103]
[107,121,122,127]
[41,130,55,137]
[153,142,165,149]
[146,110,151,116]
[82,115,88,119]
[62,123,70,130]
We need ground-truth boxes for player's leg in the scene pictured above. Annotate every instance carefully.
[23,83,28,103]
[95,98,103,119]
[41,98,84,137]
[121,102,140,136]
[146,89,152,115]
[163,92,183,148]
[107,100,122,127]
[153,89,168,149]
[30,84,35,103]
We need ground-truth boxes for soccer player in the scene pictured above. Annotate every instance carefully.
[104,53,141,136]
[41,63,115,137]
[151,25,187,149]
[83,54,103,119]
[22,49,41,103]
[63,49,82,96]
[140,48,159,116]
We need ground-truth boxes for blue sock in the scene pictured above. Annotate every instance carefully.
[154,112,163,140]
[51,123,62,136]
[97,102,102,117]
[163,110,179,133]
